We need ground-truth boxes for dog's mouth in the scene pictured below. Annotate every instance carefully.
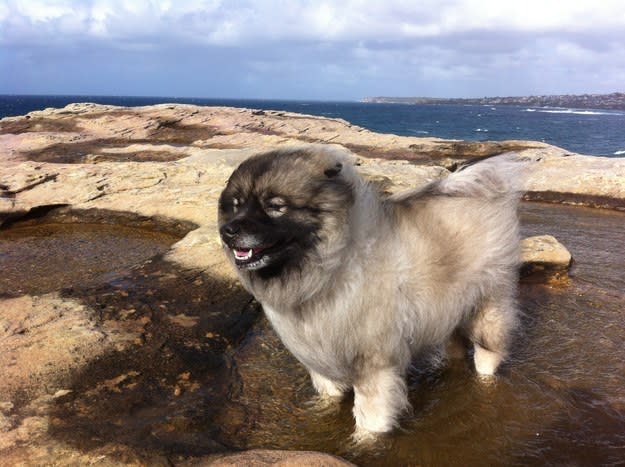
[230,240,290,270]
[232,248,264,262]
[233,246,266,263]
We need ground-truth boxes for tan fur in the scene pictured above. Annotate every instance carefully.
[218,145,523,436]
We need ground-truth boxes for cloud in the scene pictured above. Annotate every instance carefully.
[1,0,624,99]
[3,0,624,46]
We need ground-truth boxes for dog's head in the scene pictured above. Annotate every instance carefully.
[218,146,355,279]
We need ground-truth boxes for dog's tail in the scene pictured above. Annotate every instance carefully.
[437,152,528,200]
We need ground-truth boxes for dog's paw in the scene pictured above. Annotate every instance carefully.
[474,344,503,375]
[350,426,381,446]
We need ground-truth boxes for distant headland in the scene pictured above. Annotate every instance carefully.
[362,92,625,110]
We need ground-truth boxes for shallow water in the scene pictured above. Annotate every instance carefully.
[0,222,180,296]
[219,202,625,466]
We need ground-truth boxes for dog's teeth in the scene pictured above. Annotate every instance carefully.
[234,248,253,260]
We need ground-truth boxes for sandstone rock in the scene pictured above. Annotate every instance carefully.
[0,294,115,400]
[521,235,573,278]
[521,149,625,210]
[2,102,624,208]
[188,449,356,466]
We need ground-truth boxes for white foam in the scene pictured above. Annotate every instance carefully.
[523,108,623,116]
[474,128,489,132]
[614,150,625,155]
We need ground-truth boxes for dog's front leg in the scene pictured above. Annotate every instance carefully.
[352,367,410,437]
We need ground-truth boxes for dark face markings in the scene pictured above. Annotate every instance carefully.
[218,148,354,278]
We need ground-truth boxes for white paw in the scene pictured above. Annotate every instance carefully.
[474,344,503,375]
[351,426,380,446]
[353,391,403,434]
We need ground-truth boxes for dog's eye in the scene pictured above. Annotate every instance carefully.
[232,198,243,213]
[264,197,288,217]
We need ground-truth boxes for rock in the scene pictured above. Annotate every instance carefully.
[0,102,522,168]
[522,149,625,210]
[0,294,115,400]
[1,102,623,208]
[521,235,573,279]
[187,449,355,466]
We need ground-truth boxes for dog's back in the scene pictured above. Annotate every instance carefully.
[389,154,524,280]
[385,154,524,358]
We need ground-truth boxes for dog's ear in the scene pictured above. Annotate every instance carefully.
[324,162,343,178]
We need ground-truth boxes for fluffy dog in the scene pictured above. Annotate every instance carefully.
[218,145,522,437]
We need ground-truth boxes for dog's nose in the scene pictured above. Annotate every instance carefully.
[220,222,240,239]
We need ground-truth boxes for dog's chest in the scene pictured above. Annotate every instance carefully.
[262,303,353,380]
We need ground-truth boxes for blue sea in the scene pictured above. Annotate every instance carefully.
[1,95,624,157]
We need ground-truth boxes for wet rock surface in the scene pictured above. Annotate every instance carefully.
[1,252,259,465]
[187,449,356,466]
[0,103,623,465]
[520,235,573,282]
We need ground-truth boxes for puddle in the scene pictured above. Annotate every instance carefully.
[0,221,182,296]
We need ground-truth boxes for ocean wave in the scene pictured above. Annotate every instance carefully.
[474,128,489,132]
[614,150,625,155]
[523,108,623,116]
[408,129,430,135]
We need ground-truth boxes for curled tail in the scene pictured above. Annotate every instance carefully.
[437,152,528,200]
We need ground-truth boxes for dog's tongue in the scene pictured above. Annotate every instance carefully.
[233,247,264,260]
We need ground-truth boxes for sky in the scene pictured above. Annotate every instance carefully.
[1,0,624,100]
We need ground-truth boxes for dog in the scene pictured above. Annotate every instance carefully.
[218,144,522,437]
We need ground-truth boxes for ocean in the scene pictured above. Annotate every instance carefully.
[1,94,624,157]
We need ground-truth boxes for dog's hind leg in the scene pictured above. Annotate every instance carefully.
[310,369,349,399]
[352,367,410,436]
[467,297,519,376]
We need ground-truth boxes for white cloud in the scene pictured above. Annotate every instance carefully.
[2,0,624,46]
[2,0,624,98]
[10,0,75,22]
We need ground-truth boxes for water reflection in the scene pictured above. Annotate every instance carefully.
[0,223,181,296]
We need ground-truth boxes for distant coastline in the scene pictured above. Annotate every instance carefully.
[362,92,625,110]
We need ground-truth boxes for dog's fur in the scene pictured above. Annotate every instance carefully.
[218,145,522,437]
